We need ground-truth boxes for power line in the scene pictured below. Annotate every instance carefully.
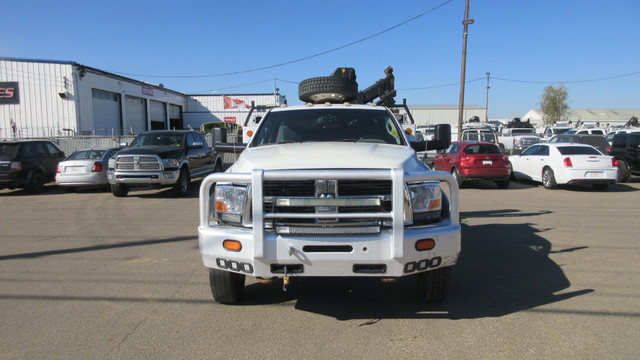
[398,71,640,92]
[491,71,640,84]
[107,0,454,79]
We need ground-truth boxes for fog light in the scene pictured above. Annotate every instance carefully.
[223,240,242,252]
[415,239,435,251]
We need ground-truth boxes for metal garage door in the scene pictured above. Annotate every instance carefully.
[125,96,147,135]
[150,100,166,130]
[169,104,183,130]
[92,90,121,135]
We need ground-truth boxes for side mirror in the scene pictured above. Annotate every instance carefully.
[410,141,426,152]
[426,124,451,151]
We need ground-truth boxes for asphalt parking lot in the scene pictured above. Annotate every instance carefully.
[1,178,639,360]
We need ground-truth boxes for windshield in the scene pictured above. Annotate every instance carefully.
[250,108,406,147]
[130,133,184,147]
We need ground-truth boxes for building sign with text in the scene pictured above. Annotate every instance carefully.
[0,82,20,104]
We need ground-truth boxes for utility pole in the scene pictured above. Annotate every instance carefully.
[457,0,473,140]
[485,72,490,123]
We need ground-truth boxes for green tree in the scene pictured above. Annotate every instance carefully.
[539,83,569,125]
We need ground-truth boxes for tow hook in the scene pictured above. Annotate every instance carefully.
[283,266,290,292]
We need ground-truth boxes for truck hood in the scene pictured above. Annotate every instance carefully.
[116,146,183,158]
[229,142,428,173]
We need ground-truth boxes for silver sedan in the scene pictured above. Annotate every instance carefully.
[56,148,119,191]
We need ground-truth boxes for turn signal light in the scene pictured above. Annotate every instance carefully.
[405,128,413,135]
[246,130,254,137]
[223,240,242,252]
[415,239,436,251]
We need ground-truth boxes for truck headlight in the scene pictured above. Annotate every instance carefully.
[213,184,248,225]
[162,158,179,169]
[108,158,116,170]
[404,182,442,225]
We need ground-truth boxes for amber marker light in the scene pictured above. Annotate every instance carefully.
[215,201,228,212]
[405,128,413,135]
[223,240,242,252]
[415,239,435,251]
[246,130,254,137]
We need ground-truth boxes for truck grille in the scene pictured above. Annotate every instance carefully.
[115,155,162,171]
[262,179,393,235]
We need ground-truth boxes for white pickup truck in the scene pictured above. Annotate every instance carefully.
[499,127,541,155]
[197,68,461,304]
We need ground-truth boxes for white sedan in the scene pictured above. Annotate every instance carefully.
[509,143,617,190]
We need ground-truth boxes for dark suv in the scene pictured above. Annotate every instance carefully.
[0,140,66,193]
[609,132,640,182]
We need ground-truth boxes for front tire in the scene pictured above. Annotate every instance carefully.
[172,168,190,197]
[542,167,557,189]
[111,183,129,197]
[209,268,245,304]
[416,267,451,302]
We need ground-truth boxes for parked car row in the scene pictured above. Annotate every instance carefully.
[427,140,622,191]
[2,129,223,195]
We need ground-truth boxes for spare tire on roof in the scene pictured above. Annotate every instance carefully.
[298,76,358,103]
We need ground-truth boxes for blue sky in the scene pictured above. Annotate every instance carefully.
[2,0,639,119]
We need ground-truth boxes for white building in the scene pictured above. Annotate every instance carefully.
[184,93,286,129]
[0,58,286,139]
[402,104,486,127]
[521,109,640,127]
[0,58,188,138]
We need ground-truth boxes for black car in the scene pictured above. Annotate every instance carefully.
[609,131,640,182]
[0,140,66,193]
[548,134,610,154]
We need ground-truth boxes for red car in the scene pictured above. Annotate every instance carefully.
[433,141,510,188]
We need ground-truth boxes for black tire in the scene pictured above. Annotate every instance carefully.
[592,184,609,191]
[542,167,557,189]
[209,268,245,304]
[172,168,190,197]
[617,160,630,183]
[496,179,510,189]
[509,162,518,180]
[298,76,358,103]
[26,171,45,193]
[111,183,129,197]
[451,168,464,188]
[214,160,224,173]
[416,267,450,302]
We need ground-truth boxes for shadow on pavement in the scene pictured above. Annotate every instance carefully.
[234,209,593,320]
